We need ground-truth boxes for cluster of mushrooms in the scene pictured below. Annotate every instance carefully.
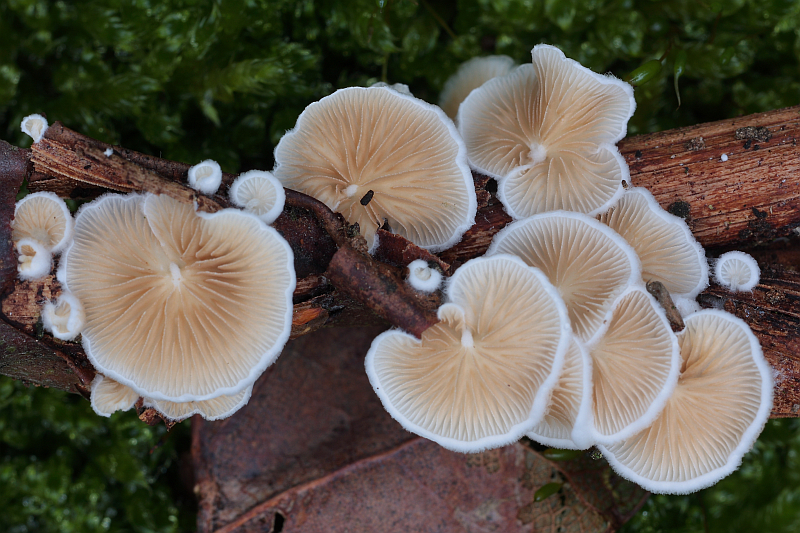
[16,44,772,496]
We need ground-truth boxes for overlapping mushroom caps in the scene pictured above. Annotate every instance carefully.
[274,86,477,252]
[12,192,74,280]
[458,44,635,219]
[600,310,773,494]
[366,254,570,452]
[486,211,640,342]
[714,251,760,292]
[438,55,517,120]
[598,187,708,299]
[61,193,295,402]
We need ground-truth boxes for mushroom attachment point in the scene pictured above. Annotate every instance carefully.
[406,259,443,293]
[187,159,223,195]
[90,374,140,417]
[713,251,760,292]
[274,86,477,252]
[20,113,49,143]
[61,193,295,402]
[15,238,52,281]
[42,292,85,341]
[366,254,571,453]
[458,44,635,219]
[599,310,773,494]
[229,170,286,224]
[12,191,74,254]
[438,55,517,120]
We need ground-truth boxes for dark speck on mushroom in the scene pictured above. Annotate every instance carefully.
[360,190,374,206]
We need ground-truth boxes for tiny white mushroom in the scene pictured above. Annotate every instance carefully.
[21,114,49,143]
[406,259,442,293]
[104,148,113,157]
[187,159,223,195]
[714,251,760,292]
[229,170,286,224]
[16,238,52,281]
[12,191,74,254]
[42,292,85,341]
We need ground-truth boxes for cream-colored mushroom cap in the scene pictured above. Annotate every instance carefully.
[714,251,760,292]
[457,44,635,219]
[12,191,74,253]
[370,81,413,96]
[598,187,708,298]
[42,292,85,341]
[487,211,640,342]
[61,193,295,402]
[274,86,477,252]
[438,55,516,120]
[588,287,680,446]
[15,238,52,281]
[229,170,285,224]
[21,113,49,143]
[187,159,223,195]
[366,254,570,453]
[527,337,593,450]
[91,374,139,417]
[599,310,773,494]
[144,385,252,421]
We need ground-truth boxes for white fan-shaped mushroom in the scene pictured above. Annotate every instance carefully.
[587,288,681,446]
[458,45,635,219]
[438,55,516,120]
[714,251,760,292]
[60,193,295,402]
[405,259,443,293]
[599,310,773,494]
[42,292,85,341]
[527,338,593,450]
[598,187,708,298]
[366,254,570,453]
[229,170,285,224]
[144,385,252,421]
[21,114,49,143]
[487,211,640,342]
[187,159,223,195]
[274,86,477,252]
[90,374,139,417]
[12,191,74,253]
[15,238,52,281]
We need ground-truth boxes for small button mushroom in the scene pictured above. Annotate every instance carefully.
[405,259,443,293]
[20,114,49,143]
[713,251,760,292]
[42,292,85,341]
[15,238,52,280]
[229,170,286,224]
[187,159,223,195]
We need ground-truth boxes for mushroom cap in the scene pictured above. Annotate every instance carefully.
[12,191,74,253]
[598,187,708,298]
[438,55,517,120]
[144,385,252,421]
[527,337,593,450]
[365,254,571,453]
[714,251,760,292]
[42,292,85,341]
[486,211,641,342]
[187,159,223,195]
[61,193,295,402]
[457,45,635,219]
[274,86,477,252]
[16,238,52,281]
[21,113,49,143]
[599,310,773,494]
[370,81,413,96]
[405,259,443,293]
[587,287,681,445]
[229,170,286,224]
[90,374,140,417]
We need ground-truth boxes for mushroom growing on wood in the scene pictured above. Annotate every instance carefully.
[60,193,295,402]
[713,251,760,292]
[458,44,635,219]
[365,254,570,453]
[438,55,517,120]
[15,238,52,280]
[42,292,85,341]
[405,259,443,293]
[229,170,285,224]
[12,191,74,254]
[274,86,477,252]
[187,159,223,195]
[599,310,773,494]
[20,113,49,143]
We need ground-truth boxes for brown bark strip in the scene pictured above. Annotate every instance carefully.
[646,281,685,332]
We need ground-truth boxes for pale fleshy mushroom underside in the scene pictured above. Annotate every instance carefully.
[589,288,680,445]
[598,187,708,298]
[457,44,635,218]
[229,170,286,224]
[714,251,760,292]
[405,259,443,293]
[42,292,85,341]
[438,55,516,120]
[12,191,74,253]
[91,374,139,417]
[600,310,773,494]
[366,254,570,453]
[16,238,52,280]
[187,159,223,195]
[61,193,295,402]
[527,337,593,450]
[487,211,640,342]
[21,113,49,143]
[144,385,252,421]
[274,86,476,252]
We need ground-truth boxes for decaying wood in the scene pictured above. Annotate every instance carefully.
[646,281,685,332]
[1,105,799,418]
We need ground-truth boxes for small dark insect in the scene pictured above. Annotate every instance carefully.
[360,190,374,206]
